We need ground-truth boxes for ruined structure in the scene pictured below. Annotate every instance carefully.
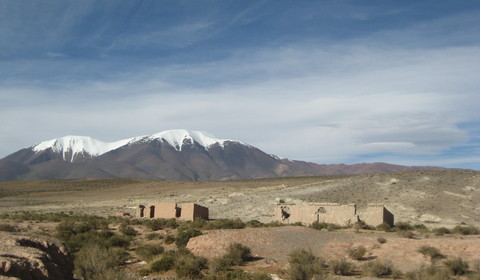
[362,203,394,227]
[275,203,394,227]
[136,202,208,221]
[275,203,359,226]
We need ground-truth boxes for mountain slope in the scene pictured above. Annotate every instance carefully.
[0,129,449,182]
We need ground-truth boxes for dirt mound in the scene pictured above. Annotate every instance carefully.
[0,232,73,280]
[187,226,480,272]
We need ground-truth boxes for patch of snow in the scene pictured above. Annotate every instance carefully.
[131,129,241,151]
[30,129,245,161]
[32,136,133,162]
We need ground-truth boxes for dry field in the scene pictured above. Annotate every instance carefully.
[1,170,480,279]
[1,170,479,227]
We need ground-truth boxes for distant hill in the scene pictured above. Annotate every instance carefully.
[0,129,448,182]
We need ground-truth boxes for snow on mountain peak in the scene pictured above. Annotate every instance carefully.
[32,136,132,162]
[134,129,237,151]
[30,130,241,161]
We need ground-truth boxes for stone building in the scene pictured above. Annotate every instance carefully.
[274,202,394,227]
[136,202,208,221]
[362,203,394,226]
[274,203,359,226]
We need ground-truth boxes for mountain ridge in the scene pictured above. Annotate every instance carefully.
[0,129,451,182]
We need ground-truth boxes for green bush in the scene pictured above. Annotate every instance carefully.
[399,230,415,239]
[150,254,175,272]
[223,243,252,266]
[404,264,452,280]
[74,244,129,280]
[209,257,231,274]
[245,220,264,228]
[433,227,451,236]
[452,225,479,235]
[119,224,138,236]
[347,246,367,261]
[414,224,430,232]
[287,249,325,280]
[174,254,208,279]
[146,232,163,240]
[395,221,414,231]
[329,259,354,275]
[136,243,165,261]
[418,245,443,261]
[164,234,175,244]
[377,237,387,244]
[444,257,469,275]
[0,223,17,232]
[203,219,246,230]
[376,222,393,232]
[176,228,202,247]
[362,261,394,277]
[107,234,131,248]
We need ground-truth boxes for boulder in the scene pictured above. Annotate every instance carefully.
[0,232,73,280]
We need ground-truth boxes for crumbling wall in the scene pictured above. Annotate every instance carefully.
[181,203,209,221]
[275,203,358,226]
[136,202,208,221]
[362,204,394,226]
[143,203,180,219]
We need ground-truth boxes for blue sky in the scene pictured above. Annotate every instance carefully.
[1,0,479,169]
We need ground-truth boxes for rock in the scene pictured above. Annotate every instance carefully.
[0,232,73,280]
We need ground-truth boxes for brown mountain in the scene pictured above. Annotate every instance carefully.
[0,130,448,182]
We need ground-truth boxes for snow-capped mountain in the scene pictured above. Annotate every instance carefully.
[0,129,448,182]
[30,130,238,162]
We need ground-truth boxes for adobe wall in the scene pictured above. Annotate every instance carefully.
[136,202,208,221]
[275,203,358,226]
[137,202,179,219]
[180,203,209,221]
[362,204,394,226]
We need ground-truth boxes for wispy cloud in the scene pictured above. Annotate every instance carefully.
[1,1,479,169]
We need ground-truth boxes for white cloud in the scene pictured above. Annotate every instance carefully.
[1,30,479,168]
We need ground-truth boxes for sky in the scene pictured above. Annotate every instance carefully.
[1,0,479,169]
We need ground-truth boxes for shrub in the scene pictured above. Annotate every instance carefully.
[329,259,354,275]
[287,249,325,280]
[444,257,469,275]
[209,257,231,274]
[404,264,452,280]
[418,245,443,261]
[362,261,394,277]
[150,254,175,272]
[347,246,367,261]
[119,224,138,236]
[174,254,207,279]
[433,227,451,236]
[135,243,165,261]
[203,219,246,230]
[246,220,264,228]
[74,244,129,280]
[452,225,479,235]
[399,230,415,239]
[164,234,175,244]
[395,221,414,231]
[146,232,163,240]
[0,223,17,232]
[377,237,387,244]
[175,228,202,247]
[309,221,329,230]
[107,234,130,248]
[144,218,177,231]
[414,224,429,232]
[223,243,252,265]
[376,222,393,232]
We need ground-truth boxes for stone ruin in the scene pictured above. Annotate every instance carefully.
[136,202,209,221]
[275,203,394,227]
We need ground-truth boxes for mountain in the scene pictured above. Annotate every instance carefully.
[0,129,447,182]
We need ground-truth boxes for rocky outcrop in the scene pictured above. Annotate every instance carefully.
[0,232,73,280]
